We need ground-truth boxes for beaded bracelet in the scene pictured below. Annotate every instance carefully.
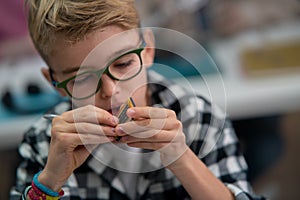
[28,187,43,200]
[29,182,64,200]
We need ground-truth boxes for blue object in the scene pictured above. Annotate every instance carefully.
[0,91,63,121]
[33,171,60,197]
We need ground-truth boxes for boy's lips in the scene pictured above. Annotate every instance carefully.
[107,105,122,115]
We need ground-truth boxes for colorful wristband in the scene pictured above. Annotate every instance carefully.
[33,171,63,197]
[30,183,63,200]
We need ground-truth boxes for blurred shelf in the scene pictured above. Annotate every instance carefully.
[174,72,300,120]
[203,20,300,119]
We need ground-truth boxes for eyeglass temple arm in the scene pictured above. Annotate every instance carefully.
[49,68,58,87]
[139,30,147,48]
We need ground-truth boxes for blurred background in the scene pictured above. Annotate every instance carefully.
[1,0,300,199]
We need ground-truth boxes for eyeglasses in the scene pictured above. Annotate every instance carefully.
[50,39,146,100]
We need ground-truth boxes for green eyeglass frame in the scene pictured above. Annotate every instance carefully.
[50,40,146,100]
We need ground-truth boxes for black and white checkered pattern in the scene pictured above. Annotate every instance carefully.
[10,70,265,200]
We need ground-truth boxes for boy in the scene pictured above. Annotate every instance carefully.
[10,0,264,199]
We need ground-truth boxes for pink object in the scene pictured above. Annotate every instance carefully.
[0,0,28,42]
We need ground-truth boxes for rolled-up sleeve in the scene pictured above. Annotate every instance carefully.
[201,119,266,200]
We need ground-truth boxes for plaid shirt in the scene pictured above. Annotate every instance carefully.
[10,71,265,200]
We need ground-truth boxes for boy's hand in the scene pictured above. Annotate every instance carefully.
[115,106,188,167]
[39,105,118,192]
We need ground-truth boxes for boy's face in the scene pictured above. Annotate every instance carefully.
[44,26,154,113]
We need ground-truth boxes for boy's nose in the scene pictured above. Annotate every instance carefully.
[98,74,116,99]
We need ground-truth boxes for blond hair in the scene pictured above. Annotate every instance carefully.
[25,0,140,59]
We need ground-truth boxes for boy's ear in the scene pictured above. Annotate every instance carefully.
[142,29,155,68]
[41,67,67,97]
[41,67,52,84]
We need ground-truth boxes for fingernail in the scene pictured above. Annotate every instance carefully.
[121,136,128,142]
[118,126,125,133]
[127,108,135,116]
[112,116,119,124]
[108,136,115,141]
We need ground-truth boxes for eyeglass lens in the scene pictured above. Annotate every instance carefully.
[69,52,142,99]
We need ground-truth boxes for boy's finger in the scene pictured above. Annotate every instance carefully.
[61,106,118,126]
[127,107,175,119]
